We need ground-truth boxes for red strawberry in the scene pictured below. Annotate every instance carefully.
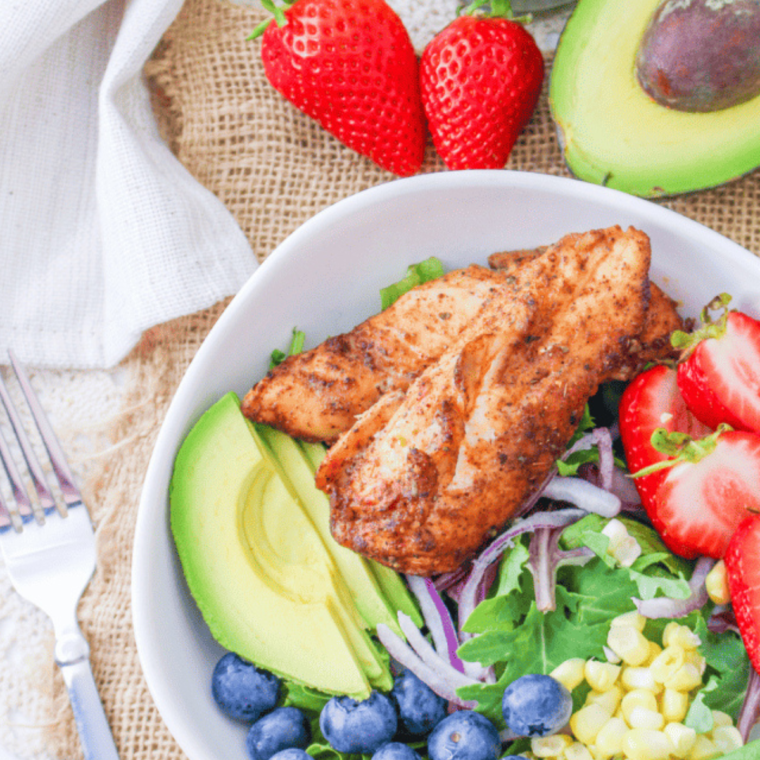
[640,427,760,559]
[256,0,426,176]
[674,295,760,433]
[419,9,544,170]
[619,364,712,511]
[725,512,760,675]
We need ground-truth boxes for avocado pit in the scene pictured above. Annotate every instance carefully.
[635,0,760,112]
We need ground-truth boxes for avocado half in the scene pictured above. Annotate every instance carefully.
[170,393,420,699]
[549,0,760,198]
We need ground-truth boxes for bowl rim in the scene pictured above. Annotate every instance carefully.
[131,169,760,759]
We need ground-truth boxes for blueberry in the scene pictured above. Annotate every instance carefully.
[211,652,281,722]
[372,742,422,760]
[501,674,572,737]
[269,750,311,760]
[319,691,398,753]
[245,707,310,760]
[427,712,501,760]
[391,669,447,737]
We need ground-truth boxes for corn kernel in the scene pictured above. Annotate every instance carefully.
[620,666,661,694]
[660,688,689,723]
[705,560,731,605]
[571,703,611,745]
[603,646,621,665]
[606,626,650,666]
[621,728,674,760]
[684,649,706,676]
[711,710,734,728]
[663,622,701,650]
[602,518,629,552]
[585,660,621,692]
[650,645,685,683]
[627,706,665,730]
[563,742,594,760]
[644,641,662,666]
[586,686,622,715]
[664,722,697,758]
[551,658,587,692]
[532,734,573,757]
[711,725,743,754]
[610,610,647,632]
[621,689,658,724]
[685,735,720,760]
[613,536,643,568]
[663,663,703,692]
[594,717,628,758]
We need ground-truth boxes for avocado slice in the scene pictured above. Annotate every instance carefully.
[170,392,382,698]
[549,0,760,197]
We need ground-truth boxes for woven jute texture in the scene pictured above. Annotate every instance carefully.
[40,0,759,757]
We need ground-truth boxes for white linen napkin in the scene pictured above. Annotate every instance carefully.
[0,0,257,370]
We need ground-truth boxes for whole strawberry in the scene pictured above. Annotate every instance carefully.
[254,0,426,177]
[420,1,544,170]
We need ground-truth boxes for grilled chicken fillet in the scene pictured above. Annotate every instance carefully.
[317,227,653,575]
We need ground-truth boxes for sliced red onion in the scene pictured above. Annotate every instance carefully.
[708,605,740,636]
[433,565,469,594]
[528,527,594,612]
[457,508,587,636]
[633,556,715,619]
[376,623,477,707]
[592,428,614,492]
[610,467,641,505]
[738,664,760,743]
[542,476,621,518]
[406,575,465,674]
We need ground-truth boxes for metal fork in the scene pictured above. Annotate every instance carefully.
[0,350,119,760]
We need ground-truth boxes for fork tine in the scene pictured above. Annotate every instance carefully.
[7,350,82,511]
[0,383,39,525]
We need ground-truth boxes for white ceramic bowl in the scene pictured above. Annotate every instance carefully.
[132,170,760,760]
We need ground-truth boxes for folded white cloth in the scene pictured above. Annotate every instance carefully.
[0,0,257,369]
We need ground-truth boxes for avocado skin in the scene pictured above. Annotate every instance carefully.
[170,392,403,698]
[549,0,760,197]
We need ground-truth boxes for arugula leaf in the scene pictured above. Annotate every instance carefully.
[379,257,445,310]
[270,327,306,369]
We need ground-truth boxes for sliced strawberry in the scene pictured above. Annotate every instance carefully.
[648,428,760,559]
[725,512,760,675]
[619,364,711,511]
[675,298,760,433]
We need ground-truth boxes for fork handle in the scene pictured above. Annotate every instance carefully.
[57,637,120,760]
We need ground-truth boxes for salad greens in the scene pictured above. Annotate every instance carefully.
[379,257,445,310]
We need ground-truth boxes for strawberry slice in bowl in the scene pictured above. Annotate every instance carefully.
[619,364,712,512]
[675,295,760,433]
[635,426,760,560]
[725,512,760,676]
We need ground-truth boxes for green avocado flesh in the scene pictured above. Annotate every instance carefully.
[170,392,418,698]
[549,0,760,197]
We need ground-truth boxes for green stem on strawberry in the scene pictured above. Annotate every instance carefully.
[246,0,294,40]
[670,292,733,357]
[457,0,531,23]
[630,423,733,478]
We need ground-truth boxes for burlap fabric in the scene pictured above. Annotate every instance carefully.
[24,0,760,757]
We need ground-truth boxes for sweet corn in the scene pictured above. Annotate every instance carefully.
[621,728,674,760]
[663,622,701,650]
[613,536,642,567]
[571,703,612,745]
[606,626,650,666]
[563,742,594,760]
[627,706,665,730]
[650,645,686,683]
[664,722,697,758]
[644,641,663,666]
[705,560,731,605]
[602,518,629,552]
[684,649,706,676]
[585,660,621,692]
[610,610,646,632]
[620,665,661,693]
[593,716,628,758]
[711,725,744,754]
[621,689,658,724]
[660,688,689,723]
[551,658,587,692]
[532,734,573,757]
[711,710,734,728]
[686,735,720,760]
[585,686,622,715]
[603,646,621,665]
[663,663,703,692]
